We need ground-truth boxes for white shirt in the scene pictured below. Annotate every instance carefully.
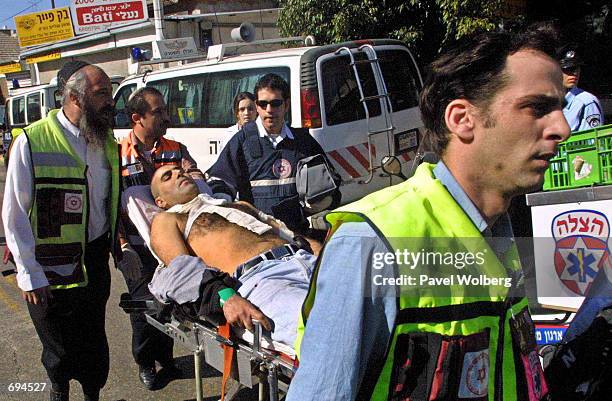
[2,109,111,291]
[255,116,294,148]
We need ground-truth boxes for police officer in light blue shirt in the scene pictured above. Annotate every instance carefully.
[559,48,604,132]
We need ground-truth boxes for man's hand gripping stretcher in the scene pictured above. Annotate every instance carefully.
[123,165,319,351]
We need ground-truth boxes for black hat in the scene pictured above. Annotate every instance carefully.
[558,48,584,69]
[57,60,90,95]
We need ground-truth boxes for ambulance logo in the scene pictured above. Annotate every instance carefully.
[552,210,609,295]
[458,350,489,398]
[272,159,292,179]
[64,193,83,214]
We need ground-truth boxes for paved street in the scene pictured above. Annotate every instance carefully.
[0,159,257,401]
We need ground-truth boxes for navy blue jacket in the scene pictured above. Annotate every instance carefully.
[208,122,337,231]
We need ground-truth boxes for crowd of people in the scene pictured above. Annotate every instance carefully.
[2,22,610,401]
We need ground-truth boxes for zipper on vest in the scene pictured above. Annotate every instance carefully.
[494,304,506,401]
[494,269,522,401]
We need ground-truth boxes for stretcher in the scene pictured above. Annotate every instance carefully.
[119,293,296,401]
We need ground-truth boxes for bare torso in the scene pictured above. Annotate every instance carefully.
[174,207,285,274]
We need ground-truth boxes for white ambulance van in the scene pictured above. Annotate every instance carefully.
[4,76,123,152]
[113,37,424,205]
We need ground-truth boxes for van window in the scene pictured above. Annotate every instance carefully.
[321,53,382,126]
[205,67,290,127]
[149,67,290,128]
[113,84,137,128]
[12,97,25,126]
[166,76,203,126]
[377,50,420,112]
[27,93,42,123]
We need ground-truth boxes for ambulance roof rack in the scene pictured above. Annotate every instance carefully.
[205,35,316,63]
[134,35,315,75]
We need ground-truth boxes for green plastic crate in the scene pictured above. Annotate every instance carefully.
[543,124,612,191]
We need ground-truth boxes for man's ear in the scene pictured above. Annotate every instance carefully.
[444,99,475,142]
[70,92,82,109]
[131,113,142,126]
[154,196,167,209]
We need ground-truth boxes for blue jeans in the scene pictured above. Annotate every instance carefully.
[237,249,316,346]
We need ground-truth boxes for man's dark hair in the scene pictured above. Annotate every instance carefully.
[419,24,560,155]
[254,73,290,100]
[232,91,255,116]
[126,87,165,125]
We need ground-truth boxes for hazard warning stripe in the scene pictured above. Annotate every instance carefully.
[328,150,361,178]
[366,142,376,159]
[347,145,370,170]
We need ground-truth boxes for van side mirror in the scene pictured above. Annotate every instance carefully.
[381,156,407,180]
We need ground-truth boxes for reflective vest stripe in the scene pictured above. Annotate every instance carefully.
[250,177,297,186]
[31,152,80,167]
[396,300,514,324]
[153,150,182,162]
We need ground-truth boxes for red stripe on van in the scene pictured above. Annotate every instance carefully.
[347,145,370,170]
[329,150,361,178]
[364,142,376,159]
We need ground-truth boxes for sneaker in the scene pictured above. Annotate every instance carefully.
[138,365,156,390]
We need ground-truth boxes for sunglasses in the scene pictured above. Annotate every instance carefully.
[256,99,284,109]
[562,66,580,75]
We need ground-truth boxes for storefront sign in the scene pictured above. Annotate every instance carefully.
[15,7,74,47]
[26,52,61,65]
[0,63,23,74]
[70,0,149,35]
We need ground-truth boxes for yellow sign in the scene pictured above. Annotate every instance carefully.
[15,7,74,48]
[26,52,61,65]
[0,63,22,74]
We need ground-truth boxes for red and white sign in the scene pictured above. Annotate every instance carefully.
[70,0,148,35]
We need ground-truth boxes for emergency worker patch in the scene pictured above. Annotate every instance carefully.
[64,193,83,213]
[458,349,489,398]
[272,158,292,179]
[127,162,144,175]
[586,114,601,128]
[552,210,610,295]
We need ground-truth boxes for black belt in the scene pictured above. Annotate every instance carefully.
[235,244,299,279]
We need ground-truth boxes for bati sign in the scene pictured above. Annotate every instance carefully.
[552,210,609,295]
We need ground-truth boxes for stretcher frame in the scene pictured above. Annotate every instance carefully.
[119,294,295,401]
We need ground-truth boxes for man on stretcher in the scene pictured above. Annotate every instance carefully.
[145,164,319,348]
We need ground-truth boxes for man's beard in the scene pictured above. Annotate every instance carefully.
[79,100,115,148]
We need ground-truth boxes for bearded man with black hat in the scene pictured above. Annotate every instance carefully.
[2,61,120,401]
[559,47,604,132]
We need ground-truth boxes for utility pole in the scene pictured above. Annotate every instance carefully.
[51,0,55,8]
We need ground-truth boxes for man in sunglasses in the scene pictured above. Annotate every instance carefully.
[208,73,340,233]
[559,47,604,132]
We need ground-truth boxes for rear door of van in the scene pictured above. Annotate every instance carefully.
[304,40,423,204]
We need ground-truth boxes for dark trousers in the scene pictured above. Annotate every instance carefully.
[27,234,111,392]
[121,248,173,368]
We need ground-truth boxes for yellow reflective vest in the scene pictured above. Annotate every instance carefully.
[25,109,120,289]
[296,163,545,401]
